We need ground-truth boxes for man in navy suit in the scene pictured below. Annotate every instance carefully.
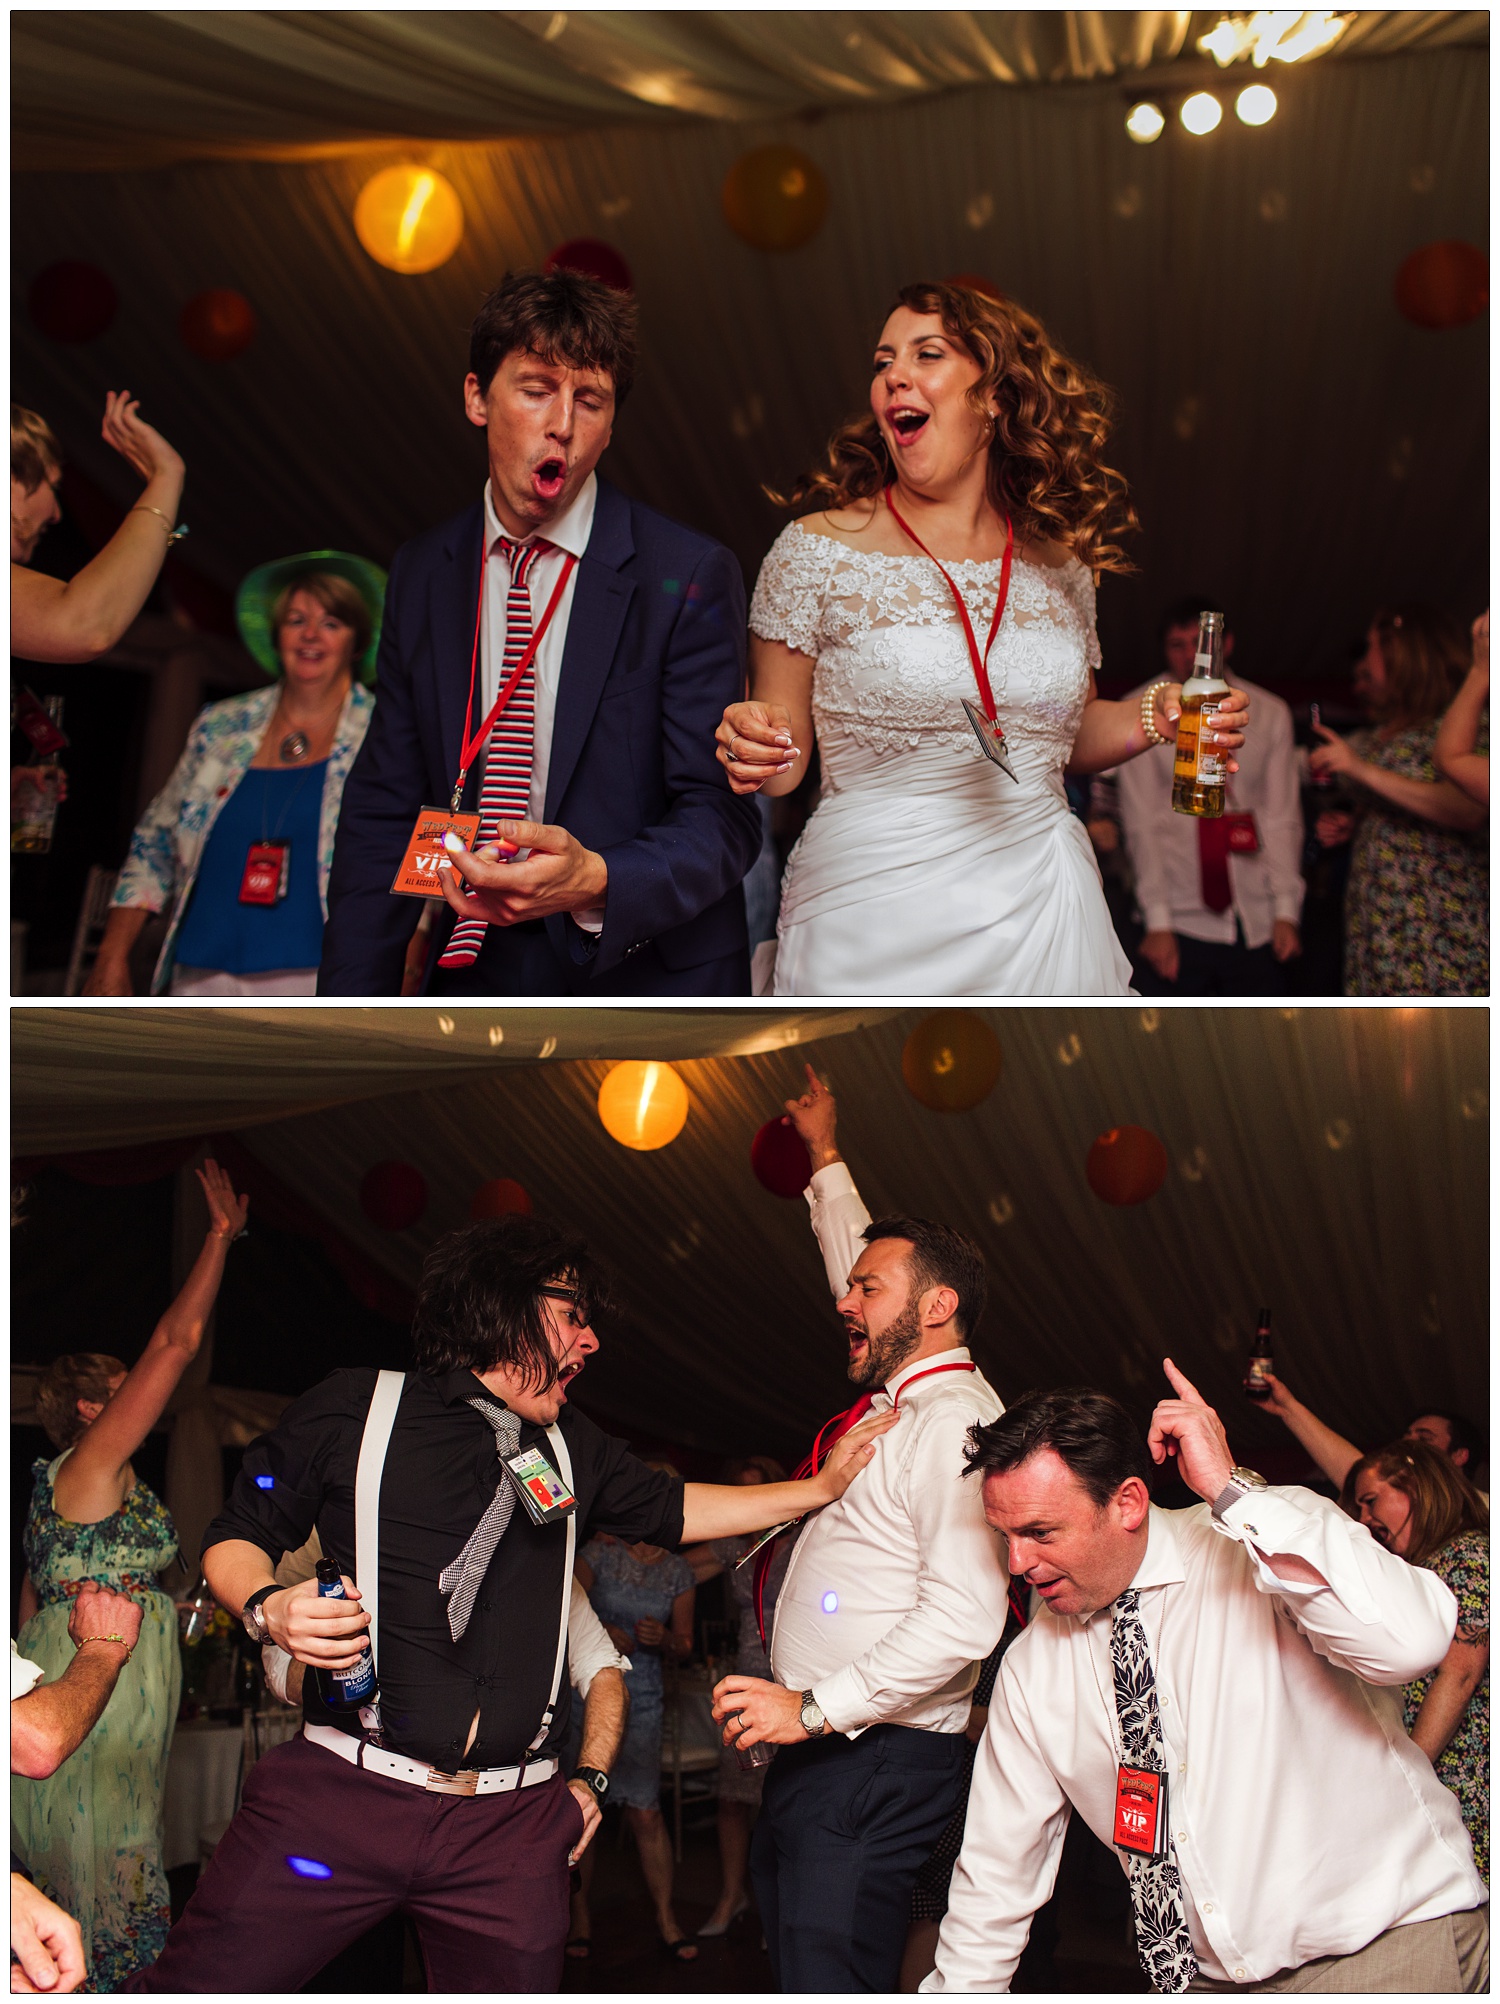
[319,269,761,995]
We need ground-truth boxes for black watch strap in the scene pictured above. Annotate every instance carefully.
[241,1584,280,1639]
[572,1765,610,1801]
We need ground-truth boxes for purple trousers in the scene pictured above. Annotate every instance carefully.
[127,1734,584,1993]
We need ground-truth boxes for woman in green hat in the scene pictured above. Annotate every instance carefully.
[86,552,384,995]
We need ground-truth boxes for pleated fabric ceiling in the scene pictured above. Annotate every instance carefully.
[11,15,1488,686]
[11,1005,1487,1468]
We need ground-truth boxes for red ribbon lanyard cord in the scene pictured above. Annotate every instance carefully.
[449,536,579,811]
[884,484,1013,727]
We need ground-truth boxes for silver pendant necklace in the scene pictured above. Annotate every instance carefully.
[279,730,310,763]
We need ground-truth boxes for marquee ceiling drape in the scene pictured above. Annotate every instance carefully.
[12,25,1486,686]
[13,12,1485,169]
[11,1005,1487,1465]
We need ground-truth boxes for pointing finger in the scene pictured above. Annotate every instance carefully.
[1161,1356,1206,1405]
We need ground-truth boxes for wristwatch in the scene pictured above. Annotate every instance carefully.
[1212,1465,1269,1522]
[799,1690,829,1738]
[240,1584,281,1643]
[572,1765,610,1805]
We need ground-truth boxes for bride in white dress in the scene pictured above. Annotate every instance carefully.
[717,281,1249,997]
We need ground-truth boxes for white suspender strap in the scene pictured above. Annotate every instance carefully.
[525,1423,577,1753]
[354,1370,405,1674]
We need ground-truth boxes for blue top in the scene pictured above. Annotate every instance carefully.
[580,1536,696,1702]
[174,762,329,974]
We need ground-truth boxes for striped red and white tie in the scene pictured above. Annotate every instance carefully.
[438,536,547,970]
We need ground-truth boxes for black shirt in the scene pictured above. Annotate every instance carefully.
[205,1367,684,1768]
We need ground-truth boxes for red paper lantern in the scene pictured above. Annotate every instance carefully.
[545,239,633,293]
[360,1159,427,1231]
[470,1177,534,1221]
[946,272,1007,303]
[179,288,258,361]
[1086,1126,1168,1207]
[29,262,118,343]
[1394,242,1487,331]
[750,1117,813,1199]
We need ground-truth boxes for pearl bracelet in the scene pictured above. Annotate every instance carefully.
[1141,680,1173,748]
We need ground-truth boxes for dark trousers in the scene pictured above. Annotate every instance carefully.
[750,1725,965,1993]
[1132,927,1286,997]
[127,1736,583,1994]
[429,919,750,996]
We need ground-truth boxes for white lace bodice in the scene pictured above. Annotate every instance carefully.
[748,521,1100,774]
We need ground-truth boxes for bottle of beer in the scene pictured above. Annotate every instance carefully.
[1244,1308,1273,1400]
[1171,611,1229,819]
[314,1558,378,1709]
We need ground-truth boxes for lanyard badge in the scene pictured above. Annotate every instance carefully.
[1114,1764,1171,1858]
[240,841,290,905]
[501,1444,578,1526]
[885,485,1019,782]
[390,808,483,898]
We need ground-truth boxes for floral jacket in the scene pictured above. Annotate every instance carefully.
[112,682,374,994]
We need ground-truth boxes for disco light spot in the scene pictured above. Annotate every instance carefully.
[287,1856,333,1880]
[821,1591,839,1614]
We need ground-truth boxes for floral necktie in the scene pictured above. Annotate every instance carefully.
[1110,1587,1199,1993]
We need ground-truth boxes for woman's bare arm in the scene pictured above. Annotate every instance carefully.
[1410,1632,1488,1763]
[1068,677,1250,779]
[54,1162,247,1522]
[716,638,815,797]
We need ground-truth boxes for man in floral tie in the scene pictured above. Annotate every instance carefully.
[923,1364,1487,1994]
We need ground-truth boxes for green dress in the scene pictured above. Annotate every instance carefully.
[1343,721,1488,995]
[1403,1530,1489,1881]
[11,1453,183,1992]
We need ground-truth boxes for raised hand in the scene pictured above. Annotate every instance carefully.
[437,820,606,925]
[1146,1357,1235,1503]
[782,1062,840,1170]
[101,391,185,489]
[716,701,798,794]
[1309,722,1362,781]
[197,1159,249,1242]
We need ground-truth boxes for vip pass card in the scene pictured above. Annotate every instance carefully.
[240,841,290,906]
[1113,1764,1171,1858]
[391,809,483,898]
[501,1445,578,1525]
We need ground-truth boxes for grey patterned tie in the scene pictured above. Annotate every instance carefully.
[1110,1588,1200,1993]
[438,1397,523,1641]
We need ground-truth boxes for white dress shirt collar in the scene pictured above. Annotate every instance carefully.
[877,1344,975,1406]
[483,472,597,561]
[1124,1503,1190,1596]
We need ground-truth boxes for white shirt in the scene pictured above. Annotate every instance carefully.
[481,474,603,930]
[1113,673,1305,949]
[770,1163,1011,1736]
[11,1638,46,1701]
[924,1493,1483,1992]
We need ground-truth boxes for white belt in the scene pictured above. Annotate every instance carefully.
[304,1722,559,1798]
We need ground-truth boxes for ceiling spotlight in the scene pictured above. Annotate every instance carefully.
[1236,83,1278,124]
[1181,92,1224,135]
[1126,101,1166,144]
[1197,11,1353,69]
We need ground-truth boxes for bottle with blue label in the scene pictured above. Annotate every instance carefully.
[314,1557,378,1709]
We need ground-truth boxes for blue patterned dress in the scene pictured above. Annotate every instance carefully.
[579,1538,696,1810]
[11,1454,183,1991]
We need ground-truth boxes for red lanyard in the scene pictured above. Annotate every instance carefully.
[884,484,1014,727]
[448,534,578,812]
[890,1359,978,1409]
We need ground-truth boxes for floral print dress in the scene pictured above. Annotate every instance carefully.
[1343,721,1488,995]
[1404,1530,1488,1880]
[11,1453,183,1991]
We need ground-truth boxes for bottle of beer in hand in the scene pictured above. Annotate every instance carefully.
[314,1558,378,1709]
[1172,611,1229,819]
[1244,1309,1273,1401]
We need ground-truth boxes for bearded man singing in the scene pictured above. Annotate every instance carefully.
[712,1068,1012,1993]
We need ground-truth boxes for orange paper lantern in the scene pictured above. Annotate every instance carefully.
[470,1177,534,1221]
[179,288,257,362]
[1394,241,1487,330]
[722,146,828,252]
[902,1012,1002,1113]
[1086,1126,1168,1207]
[597,1061,689,1151]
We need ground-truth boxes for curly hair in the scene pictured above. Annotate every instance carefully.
[35,1352,126,1451]
[1342,1440,1488,1569]
[773,281,1138,575]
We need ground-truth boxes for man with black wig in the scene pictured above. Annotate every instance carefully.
[130,1216,892,1993]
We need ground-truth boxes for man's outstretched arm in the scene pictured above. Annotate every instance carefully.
[783,1065,872,1298]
